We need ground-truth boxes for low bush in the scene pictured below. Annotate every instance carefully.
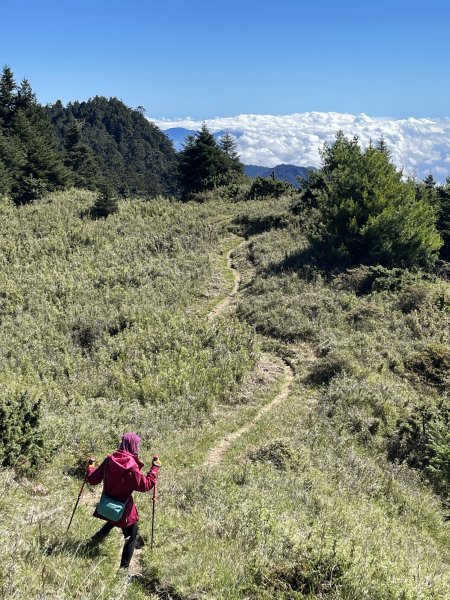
[253,549,349,597]
[307,352,357,386]
[247,177,293,200]
[0,384,48,475]
[389,404,450,496]
[405,342,450,389]
[248,440,295,470]
[333,265,405,295]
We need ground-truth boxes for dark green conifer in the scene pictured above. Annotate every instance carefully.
[0,65,16,127]
[91,181,119,218]
[64,122,101,189]
[178,124,243,196]
[219,131,244,177]
[0,387,46,475]
[295,132,442,268]
[436,177,450,260]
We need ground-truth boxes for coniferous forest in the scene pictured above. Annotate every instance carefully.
[1,66,450,598]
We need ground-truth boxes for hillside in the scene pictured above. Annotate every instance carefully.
[48,97,179,197]
[1,190,450,599]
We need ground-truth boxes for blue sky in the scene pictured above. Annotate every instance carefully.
[1,0,450,119]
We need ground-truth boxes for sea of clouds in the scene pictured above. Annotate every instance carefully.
[152,112,450,181]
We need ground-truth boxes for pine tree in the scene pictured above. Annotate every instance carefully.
[15,79,37,112]
[436,177,450,260]
[219,131,236,156]
[415,171,440,209]
[297,132,442,267]
[0,65,16,127]
[64,122,101,189]
[91,181,118,218]
[12,108,69,203]
[219,131,244,177]
[423,172,437,188]
[178,124,242,196]
[0,66,69,203]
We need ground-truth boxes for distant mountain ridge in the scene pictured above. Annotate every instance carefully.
[244,163,313,188]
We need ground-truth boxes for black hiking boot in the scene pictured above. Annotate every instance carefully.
[135,533,147,549]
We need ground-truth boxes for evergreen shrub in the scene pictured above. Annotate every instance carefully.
[247,176,292,199]
[0,385,47,475]
[90,185,118,218]
[294,132,442,268]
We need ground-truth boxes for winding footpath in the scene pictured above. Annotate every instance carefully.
[203,238,295,467]
[87,236,296,580]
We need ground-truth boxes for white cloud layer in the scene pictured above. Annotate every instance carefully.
[152,112,450,181]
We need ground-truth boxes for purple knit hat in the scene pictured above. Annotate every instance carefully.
[119,432,141,455]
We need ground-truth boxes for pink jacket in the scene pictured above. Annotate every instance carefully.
[87,450,159,528]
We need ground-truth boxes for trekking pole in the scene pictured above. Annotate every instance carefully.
[151,482,157,551]
[66,459,93,532]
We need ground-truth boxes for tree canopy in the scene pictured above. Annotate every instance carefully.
[0,65,69,203]
[296,132,442,268]
[48,96,179,198]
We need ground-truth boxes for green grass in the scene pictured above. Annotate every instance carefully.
[1,190,450,598]
[0,190,259,598]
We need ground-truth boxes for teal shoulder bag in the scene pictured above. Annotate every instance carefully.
[96,493,126,522]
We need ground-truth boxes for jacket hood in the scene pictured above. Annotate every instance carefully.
[119,432,141,455]
[108,450,144,472]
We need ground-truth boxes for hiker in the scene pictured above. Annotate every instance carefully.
[86,432,161,570]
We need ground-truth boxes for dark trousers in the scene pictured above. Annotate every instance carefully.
[91,521,138,569]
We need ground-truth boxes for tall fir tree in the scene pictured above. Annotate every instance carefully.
[64,122,101,190]
[178,124,243,196]
[0,66,16,128]
[436,177,450,261]
[219,131,244,177]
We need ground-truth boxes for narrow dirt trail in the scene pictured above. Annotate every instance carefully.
[207,240,244,320]
[204,238,295,468]
[203,363,294,468]
[102,236,295,576]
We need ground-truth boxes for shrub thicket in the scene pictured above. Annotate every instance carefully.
[236,205,450,497]
[247,176,293,199]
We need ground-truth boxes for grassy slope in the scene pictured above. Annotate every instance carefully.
[0,191,259,599]
[140,197,450,599]
[1,191,449,599]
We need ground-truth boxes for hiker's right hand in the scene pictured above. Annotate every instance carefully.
[152,455,161,468]
[87,457,96,466]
